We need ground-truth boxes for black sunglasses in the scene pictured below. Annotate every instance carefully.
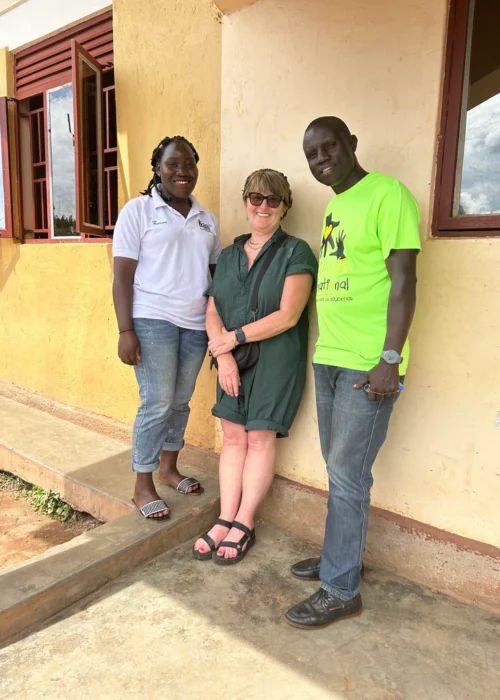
[247,192,283,208]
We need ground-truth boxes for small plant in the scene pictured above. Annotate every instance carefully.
[0,471,29,491]
[24,486,75,523]
[0,470,80,523]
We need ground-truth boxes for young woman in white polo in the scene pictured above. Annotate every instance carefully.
[112,136,221,519]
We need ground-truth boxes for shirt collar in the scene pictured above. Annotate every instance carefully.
[151,186,203,215]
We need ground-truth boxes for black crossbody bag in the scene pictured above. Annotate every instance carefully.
[211,232,289,373]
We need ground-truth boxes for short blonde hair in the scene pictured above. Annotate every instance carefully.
[242,169,293,216]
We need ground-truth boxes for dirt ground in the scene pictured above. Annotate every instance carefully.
[0,488,100,569]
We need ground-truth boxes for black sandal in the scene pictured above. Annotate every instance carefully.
[193,518,233,560]
[213,521,256,566]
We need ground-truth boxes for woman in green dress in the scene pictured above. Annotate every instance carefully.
[193,169,318,564]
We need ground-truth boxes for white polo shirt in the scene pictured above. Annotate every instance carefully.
[113,188,222,331]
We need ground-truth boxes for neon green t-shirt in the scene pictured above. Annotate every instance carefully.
[314,172,421,374]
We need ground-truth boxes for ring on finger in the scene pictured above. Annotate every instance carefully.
[363,384,397,396]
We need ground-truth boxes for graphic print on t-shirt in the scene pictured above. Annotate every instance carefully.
[313,172,421,373]
[317,213,352,298]
[320,214,342,258]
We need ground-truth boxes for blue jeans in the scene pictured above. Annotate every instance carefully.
[314,364,401,601]
[132,318,208,473]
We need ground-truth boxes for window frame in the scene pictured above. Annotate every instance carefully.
[0,96,14,237]
[72,39,106,238]
[433,0,500,238]
[12,10,115,244]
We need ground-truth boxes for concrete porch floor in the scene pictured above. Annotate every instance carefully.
[1,522,499,700]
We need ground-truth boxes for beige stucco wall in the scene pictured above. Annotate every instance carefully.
[215,0,258,14]
[220,0,500,547]
[0,46,12,95]
[113,0,222,210]
[113,0,222,447]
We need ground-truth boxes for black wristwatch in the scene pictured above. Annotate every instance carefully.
[235,328,246,345]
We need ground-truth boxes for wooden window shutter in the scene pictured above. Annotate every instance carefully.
[14,10,113,100]
[72,40,105,237]
[0,97,13,237]
[0,97,23,239]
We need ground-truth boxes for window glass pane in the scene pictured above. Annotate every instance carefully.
[0,132,5,230]
[48,84,76,236]
[80,56,99,226]
[456,0,500,216]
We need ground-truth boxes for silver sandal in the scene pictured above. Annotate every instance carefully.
[132,498,170,520]
[175,477,203,496]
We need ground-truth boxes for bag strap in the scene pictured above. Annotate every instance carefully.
[249,232,289,318]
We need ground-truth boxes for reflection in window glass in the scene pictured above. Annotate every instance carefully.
[457,0,500,216]
[48,84,76,236]
[460,94,500,215]
[79,57,100,226]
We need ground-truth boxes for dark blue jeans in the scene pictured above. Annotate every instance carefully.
[314,364,401,601]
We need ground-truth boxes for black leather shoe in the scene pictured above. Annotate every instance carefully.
[285,588,362,629]
[290,557,321,580]
[291,557,365,581]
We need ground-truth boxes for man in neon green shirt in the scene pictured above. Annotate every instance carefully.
[285,117,421,630]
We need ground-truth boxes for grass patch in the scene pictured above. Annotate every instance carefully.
[0,471,27,492]
[0,471,83,523]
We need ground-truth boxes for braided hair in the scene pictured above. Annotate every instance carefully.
[141,135,200,196]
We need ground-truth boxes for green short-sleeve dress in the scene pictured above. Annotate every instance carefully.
[210,227,318,437]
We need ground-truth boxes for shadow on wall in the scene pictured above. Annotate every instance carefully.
[106,241,113,279]
[117,129,131,209]
[0,238,20,293]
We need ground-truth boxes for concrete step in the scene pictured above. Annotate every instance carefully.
[0,395,138,522]
[0,395,220,646]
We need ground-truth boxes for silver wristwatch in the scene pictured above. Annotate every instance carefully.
[381,350,403,365]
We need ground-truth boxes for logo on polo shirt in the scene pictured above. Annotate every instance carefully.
[198,219,212,233]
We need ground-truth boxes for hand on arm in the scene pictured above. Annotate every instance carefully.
[206,297,240,397]
[207,272,314,358]
[113,257,141,366]
[354,249,417,400]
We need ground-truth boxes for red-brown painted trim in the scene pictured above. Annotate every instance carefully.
[16,10,113,61]
[431,228,500,238]
[71,39,105,238]
[0,97,14,238]
[273,473,500,561]
[433,0,500,238]
[24,237,112,244]
[14,11,113,100]
[42,90,51,237]
[371,506,500,560]
[274,473,328,498]
[11,98,24,240]
[14,11,112,60]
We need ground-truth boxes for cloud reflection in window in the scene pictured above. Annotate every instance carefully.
[459,92,500,216]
